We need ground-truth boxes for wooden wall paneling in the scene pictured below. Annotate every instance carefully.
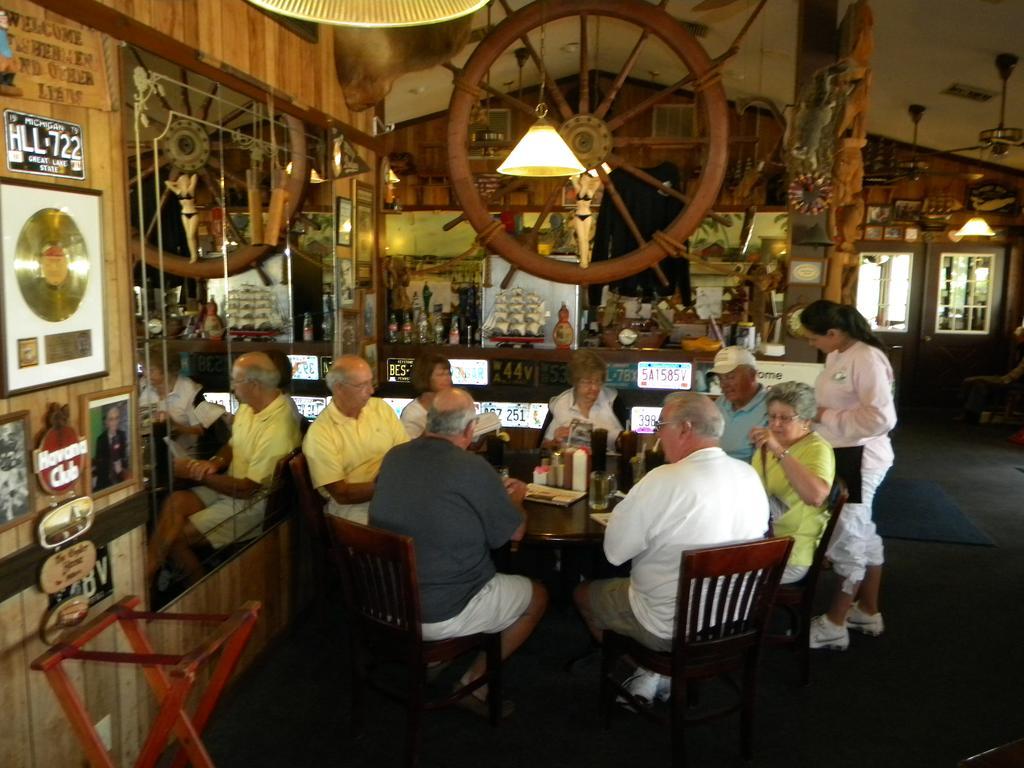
[23,587,84,767]
[111,527,148,766]
[0,594,32,767]
[247,8,269,89]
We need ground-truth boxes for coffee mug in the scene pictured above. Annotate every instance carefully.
[589,471,617,510]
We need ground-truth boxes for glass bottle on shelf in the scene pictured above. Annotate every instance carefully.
[417,309,430,343]
[387,312,399,343]
[401,311,413,343]
[448,316,460,345]
[203,294,225,339]
[433,305,445,344]
[302,311,314,341]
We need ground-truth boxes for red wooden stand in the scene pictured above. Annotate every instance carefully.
[31,595,261,768]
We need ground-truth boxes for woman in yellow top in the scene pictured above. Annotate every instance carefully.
[749,381,835,584]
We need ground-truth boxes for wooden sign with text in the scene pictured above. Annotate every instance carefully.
[3,0,112,110]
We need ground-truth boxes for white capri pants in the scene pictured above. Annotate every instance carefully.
[825,468,889,594]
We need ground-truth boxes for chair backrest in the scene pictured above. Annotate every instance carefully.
[326,516,423,650]
[262,447,301,531]
[807,478,849,581]
[288,452,330,553]
[672,536,793,663]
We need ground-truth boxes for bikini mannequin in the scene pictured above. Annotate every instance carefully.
[166,174,199,262]
[572,171,602,268]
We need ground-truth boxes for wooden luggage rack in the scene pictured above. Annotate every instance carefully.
[31,595,261,768]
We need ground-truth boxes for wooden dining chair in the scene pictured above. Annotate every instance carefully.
[600,536,793,768]
[327,516,503,768]
[287,452,334,618]
[768,479,848,685]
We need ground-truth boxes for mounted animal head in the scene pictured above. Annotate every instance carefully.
[334,16,473,112]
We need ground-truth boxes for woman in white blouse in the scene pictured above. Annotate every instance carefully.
[400,352,453,438]
[542,349,625,450]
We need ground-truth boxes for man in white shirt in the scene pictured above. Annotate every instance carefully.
[574,391,769,703]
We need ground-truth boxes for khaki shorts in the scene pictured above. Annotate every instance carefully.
[586,578,672,652]
[422,574,533,642]
[189,486,266,549]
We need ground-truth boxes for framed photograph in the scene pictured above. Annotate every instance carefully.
[904,225,920,242]
[335,196,352,247]
[335,253,355,309]
[363,342,378,382]
[353,181,375,287]
[865,205,892,225]
[0,411,34,531]
[967,183,1017,214]
[0,180,107,396]
[892,199,922,222]
[362,291,376,339]
[883,225,904,241]
[864,225,884,241]
[81,387,134,498]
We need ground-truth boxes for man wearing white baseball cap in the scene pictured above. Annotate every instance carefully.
[709,346,768,462]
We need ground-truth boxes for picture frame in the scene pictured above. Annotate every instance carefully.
[865,204,892,225]
[787,256,827,286]
[362,291,376,339]
[335,253,355,309]
[0,410,34,532]
[0,180,107,396]
[904,225,920,243]
[864,225,884,241]
[335,196,352,247]
[892,199,922,222]
[353,181,375,286]
[883,225,904,241]
[81,386,135,498]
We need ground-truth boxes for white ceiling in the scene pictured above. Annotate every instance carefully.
[383,0,1024,171]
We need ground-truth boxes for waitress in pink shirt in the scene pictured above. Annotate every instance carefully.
[800,300,897,652]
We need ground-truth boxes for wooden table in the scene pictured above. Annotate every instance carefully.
[505,450,616,544]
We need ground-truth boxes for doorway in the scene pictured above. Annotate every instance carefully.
[856,241,1005,407]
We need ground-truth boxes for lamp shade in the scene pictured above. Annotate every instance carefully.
[246,0,488,27]
[953,216,996,238]
[497,117,585,177]
[795,221,834,248]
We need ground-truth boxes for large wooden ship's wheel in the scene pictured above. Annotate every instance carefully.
[447,0,733,285]
[128,56,309,280]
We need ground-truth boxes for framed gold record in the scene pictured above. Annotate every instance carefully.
[0,180,107,396]
[15,207,90,321]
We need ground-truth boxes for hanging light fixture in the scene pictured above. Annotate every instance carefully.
[952,216,996,239]
[245,0,488,27]
[497,20,584,177]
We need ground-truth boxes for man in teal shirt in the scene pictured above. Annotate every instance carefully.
[711,346,768,462]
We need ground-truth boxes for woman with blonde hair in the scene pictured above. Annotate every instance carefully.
[542,349,625,449]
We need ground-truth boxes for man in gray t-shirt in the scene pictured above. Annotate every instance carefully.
[370,388,547,709]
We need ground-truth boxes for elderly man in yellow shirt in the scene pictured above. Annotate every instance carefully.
[303,354,409,523]
[146,351,302,586]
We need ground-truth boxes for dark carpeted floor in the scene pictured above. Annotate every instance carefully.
[202,408,1024,767]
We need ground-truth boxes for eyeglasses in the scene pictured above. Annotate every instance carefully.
[343,380,375,391]
[767,413,799,424]
[653,419,672,430]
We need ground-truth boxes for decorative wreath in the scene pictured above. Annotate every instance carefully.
[787,173,833,215]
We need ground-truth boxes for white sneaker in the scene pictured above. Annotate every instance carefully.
[654,674,672,703]
[617,668,660,709]
[846,603,885,636]
[809,615,849,651]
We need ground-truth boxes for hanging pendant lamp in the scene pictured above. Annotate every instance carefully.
[246,0,488,27]
[953,216,996,239]
[497,104,585,177]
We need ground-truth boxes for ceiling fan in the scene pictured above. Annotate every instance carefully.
[864,104,983,185]
[942,52,1024,158]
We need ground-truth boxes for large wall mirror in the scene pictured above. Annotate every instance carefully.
[125,46,337,607]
